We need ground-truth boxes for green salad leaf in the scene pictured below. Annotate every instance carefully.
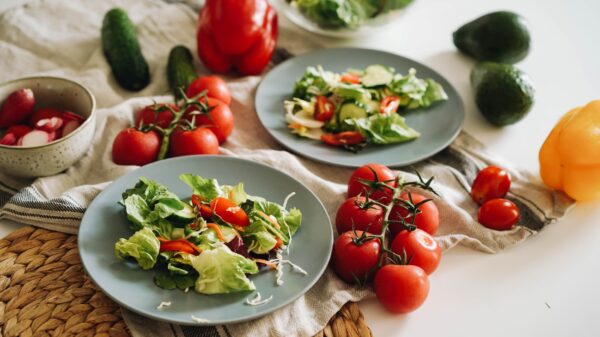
[114,227,160,270]
[251,198,302,243]
[387,69,448,109]
[293,66,332,100]
[347,113,420,144]
[180,173,221,201]
[220,183,248,205]
[190,245,259,294]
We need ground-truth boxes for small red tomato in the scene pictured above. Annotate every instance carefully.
[478,198,520,230]
[471,166,512,205]
[374,265,430,314]
[335,196,385,235]
[314,95,335,121]
[135,104,176,129]
[28,108,62,128]
[320,131,365,147]
[210,197,250,227]
[390,193,439,236]
[112,128,160,166]
[391,229,441,275]
[0,88,35,128]
[191,194,213,219]
[169,127,219,157]
[380,96,401,114]
[187,97,234,144]
[332,230,381,284]
[340,73,361,84]
[347,163,397,203]
[186,76,231,105]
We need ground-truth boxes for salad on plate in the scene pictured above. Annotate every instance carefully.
[114,174,303,295]
[285,64,448,152]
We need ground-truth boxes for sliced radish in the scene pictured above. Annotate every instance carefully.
[61,120,80,137]
[35,117,63,132]
[0,133,17,146]
[47,131,58,142]
[5,124,32,138]
[20,130,51,147]
[62,110,85,123]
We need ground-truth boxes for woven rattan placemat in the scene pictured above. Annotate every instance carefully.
[0,227,372,337]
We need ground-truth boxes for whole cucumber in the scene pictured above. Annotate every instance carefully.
[167,45,197,98]
[102,8,150,91]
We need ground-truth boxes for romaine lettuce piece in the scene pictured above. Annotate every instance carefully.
[114,227,160,270]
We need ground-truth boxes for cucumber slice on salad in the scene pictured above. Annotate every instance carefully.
[339,102,368,121]
[362,65,394,87]
[168,203,196,223]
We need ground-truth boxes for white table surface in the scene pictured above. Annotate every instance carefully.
[2,0,600,336]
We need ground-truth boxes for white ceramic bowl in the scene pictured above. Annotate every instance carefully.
[0,76,96,177]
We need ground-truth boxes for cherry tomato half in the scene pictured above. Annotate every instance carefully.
[321,131,365,147]
[332,230,381,284]
[210,197,250,227]
[471,166,512,205]
[314,95,335,122]
[380,96,401,114]
[347,163,397,203]
[335,196,385,235]
[478,198,520,231]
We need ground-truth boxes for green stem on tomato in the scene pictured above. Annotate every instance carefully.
[156,105,187,160]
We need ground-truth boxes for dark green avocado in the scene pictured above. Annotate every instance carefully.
[471,62,535,126]
[454,11,531,64]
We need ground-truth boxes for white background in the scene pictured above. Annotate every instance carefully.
[1,0,600,336]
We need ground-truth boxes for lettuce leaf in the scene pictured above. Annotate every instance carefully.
[220,183,248,205]
[386,68,448,109]
[114,227,160,270]
[347,113,420,144]
[180,173,221,201]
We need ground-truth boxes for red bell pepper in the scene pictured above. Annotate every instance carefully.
[196,0,278,75]
[158,237,202,255]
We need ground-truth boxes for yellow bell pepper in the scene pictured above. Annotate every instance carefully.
[539,100,600,201]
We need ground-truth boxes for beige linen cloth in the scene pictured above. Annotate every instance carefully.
[0,0,574,336]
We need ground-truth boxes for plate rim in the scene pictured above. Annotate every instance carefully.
[78,155,333,326]
[255,47,465,168]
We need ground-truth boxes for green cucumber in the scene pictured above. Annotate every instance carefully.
[339,102,368,121]
[102,8,150,91]
[168,203,196,224]
[362,65,394,87]
[167,45,197,99]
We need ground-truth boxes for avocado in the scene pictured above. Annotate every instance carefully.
[471,62,534,126]
[453,11,530,64]
[167,45,197,99]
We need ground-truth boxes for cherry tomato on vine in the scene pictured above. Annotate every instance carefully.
[168,127,219,157]
[186,76,231,105]
[187,97,234,144]
[347,163,397,203]
[478,198,519,230]
[374,265,430,314]
[380,96,401,114]
[135,104,176,129]
[391,229,441,275]
[314,95,335,121]
[332,230,381,284]
[210,197,250,227]
[389,192,439,236]
[335,196,385,235]
[321,131,365,146]
[471,166,512,205]
[112,128,160,166]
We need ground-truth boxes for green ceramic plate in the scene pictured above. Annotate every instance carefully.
[255,47,465,168]
[78,156,332,325]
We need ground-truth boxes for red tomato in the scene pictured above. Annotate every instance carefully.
[314,95,335,122]
[340,73,361,84]
[186,76,231,105]
[332,230,381,284]
[380,96,401,114]
[389,193,439,236]
[478,198,520,230]
[210,197,250,227]
[0,88,35,128]
[135,104,176,129]
[187,97,234,144]
[347,163,397,203]
[471,166,512,205]
[391,229,441,275]
[335,196,385,235]
[191,194,213,219]
[112,128,160,166]
[169,127,219,157]
[28,108,62,128]
[321,131,365,147]
[374,265,429,314]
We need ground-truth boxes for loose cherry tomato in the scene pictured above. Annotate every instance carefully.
[374,265,429,314]
[112,128,160,166]
[135,104,176,129]
[340,73,361,84]
[210,197,250,227]
[169,127,219,157]
[335,196,385,235]
[389,193,439,236]
[471,166,512,204]
[347,163,397,203]
[321,131,365,147]
[380,96,401,114]
[478,198,520,230]
[332,230,381,284]
[187,97,234,144]
[314,95,335,122]
[391,229,441,275]
[186,76,231,105]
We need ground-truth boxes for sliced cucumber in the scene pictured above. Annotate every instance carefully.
[362,65,394,87]
[339,102,368,121]
[168,203,195,223]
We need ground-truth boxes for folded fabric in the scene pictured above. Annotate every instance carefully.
[0,0,574,336]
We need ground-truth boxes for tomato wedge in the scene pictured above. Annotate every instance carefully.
[314,95,335,122]
[321,131,365,147]
[380,96,401,114]
[210,197,250,227]
[340,73,361,84]
[191,194,213,218]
